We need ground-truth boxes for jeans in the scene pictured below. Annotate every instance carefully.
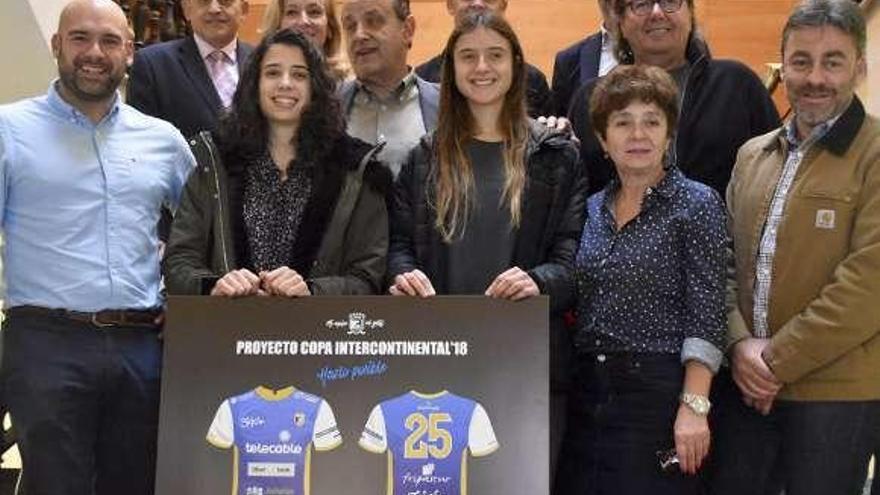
[0,310,163,495]
[707,369,880,495]
[557,351,701,495]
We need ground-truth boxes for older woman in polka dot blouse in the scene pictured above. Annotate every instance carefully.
[568,65,727,494]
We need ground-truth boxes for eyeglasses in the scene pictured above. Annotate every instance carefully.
[626,0,684,16]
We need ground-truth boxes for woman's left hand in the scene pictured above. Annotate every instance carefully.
[260,267,311,297]
[485,267,540,300]
[673,404,710,475]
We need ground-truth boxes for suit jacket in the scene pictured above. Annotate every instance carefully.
[337,75,440,133]
[415,53,551,118]
[549,31,603,117]
[127,36,254,139]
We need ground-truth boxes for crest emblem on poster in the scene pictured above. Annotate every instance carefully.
[324,312,385,335]
[293,413,306,427]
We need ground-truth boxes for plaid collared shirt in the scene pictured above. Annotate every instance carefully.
[752,117,838,337]
[346,70,425,177]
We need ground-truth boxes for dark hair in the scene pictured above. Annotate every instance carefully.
[217,28,344,170]
[783,0,866,58]
[589,64,679,140]
[433,11,528,241]
[391,0,411,20]
[611,0,698,64]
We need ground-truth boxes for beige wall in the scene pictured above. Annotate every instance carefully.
[0,0,57,103]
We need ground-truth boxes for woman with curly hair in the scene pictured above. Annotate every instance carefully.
[165,29,390,297]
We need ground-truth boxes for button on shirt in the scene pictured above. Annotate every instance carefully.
[574,167,727,371]
[346,71,426,176]
[752,117,838,338]
[0,82,196,311]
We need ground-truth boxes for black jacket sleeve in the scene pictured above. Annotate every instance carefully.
[386,145,424,284]
[526,141,588,314]
[163,142,222,295]
[127,50,159,117]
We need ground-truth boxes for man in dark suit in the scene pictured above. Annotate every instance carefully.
[414,0,551,118]
[128,0,253,139]
[549,0,617,116]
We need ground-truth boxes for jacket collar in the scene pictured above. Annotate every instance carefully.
[683,36,710,80]
[764,96,866,156]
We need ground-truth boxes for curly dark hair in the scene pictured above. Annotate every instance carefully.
[217,28,345,171]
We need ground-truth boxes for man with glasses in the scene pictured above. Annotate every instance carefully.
[708,1,880,493]
[128,0,254,139]
[565,0,779,197]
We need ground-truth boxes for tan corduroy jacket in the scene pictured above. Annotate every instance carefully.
[727,97,880,401]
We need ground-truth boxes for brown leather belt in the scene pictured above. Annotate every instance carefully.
[7,305,163,329]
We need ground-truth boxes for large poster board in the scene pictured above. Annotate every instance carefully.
[155,296,549,495]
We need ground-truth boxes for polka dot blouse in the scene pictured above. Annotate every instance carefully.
[574,167,728,371]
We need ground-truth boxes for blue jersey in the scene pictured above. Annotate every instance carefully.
[359,391,499,495]
[207,386,342,495]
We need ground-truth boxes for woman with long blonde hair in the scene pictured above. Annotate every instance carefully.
[260,0,350,83]
[386,11,586,486]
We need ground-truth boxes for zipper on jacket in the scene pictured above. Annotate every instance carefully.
[202,134,232,274]
[670,50,706,169]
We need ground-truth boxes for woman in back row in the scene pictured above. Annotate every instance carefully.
[261,0,351,84]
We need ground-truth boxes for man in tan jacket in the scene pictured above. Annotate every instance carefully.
[707,1,880,494]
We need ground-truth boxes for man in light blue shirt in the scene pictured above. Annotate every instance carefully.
[0,1,194,493]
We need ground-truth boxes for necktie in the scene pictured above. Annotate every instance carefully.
[207,50,237,108]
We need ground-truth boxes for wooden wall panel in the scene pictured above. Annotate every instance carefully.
[241,1,269,43]
[241,0,795,80]
[241,0,807,113]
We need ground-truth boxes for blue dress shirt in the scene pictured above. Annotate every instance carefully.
[574,167,727,372]
[0,82,195,311]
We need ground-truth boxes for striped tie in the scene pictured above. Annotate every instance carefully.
[207,50,237,108]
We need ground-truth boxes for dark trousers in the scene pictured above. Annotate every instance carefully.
[707,369,880,495]
[0,311,162,495]
[550,389,567,495]
[556,352,701,495]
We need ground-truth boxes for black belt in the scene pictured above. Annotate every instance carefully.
[7,305,163,329]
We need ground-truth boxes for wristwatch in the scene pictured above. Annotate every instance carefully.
[680,392,711,416]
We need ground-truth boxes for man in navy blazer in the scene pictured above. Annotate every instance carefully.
[128,0,253,139]
[549,0,617,117]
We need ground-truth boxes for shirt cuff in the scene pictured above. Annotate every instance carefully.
[681,337,724,374]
